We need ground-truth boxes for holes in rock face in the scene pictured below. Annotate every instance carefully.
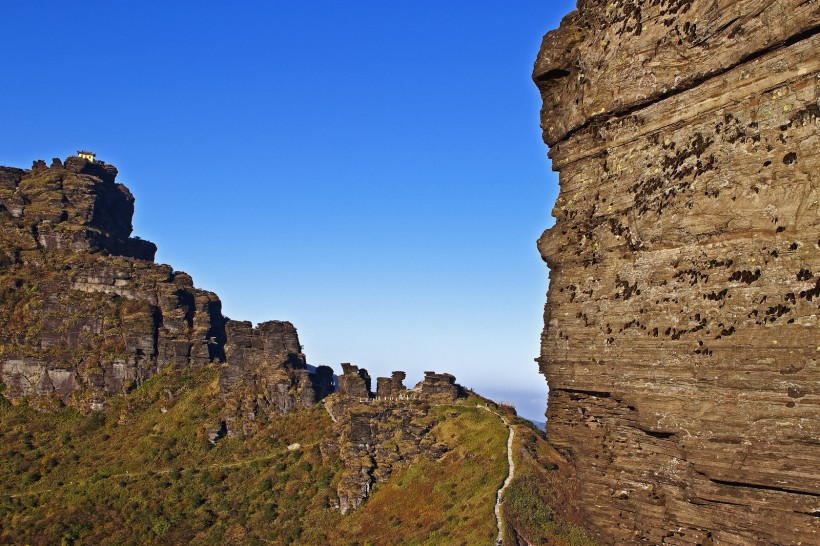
[797,269,813,281]
[763,304,792,323]
[790,242,799,251]
[614,276,640,300]
[783,152,798,165]
[642,429,675,440]
[675,268,709,286]
[776,226,786,233]
[706,259,734,269]
[667,316,708,340]
[787,387,804,399]
[789,103,819,127]
[729,269,761,284]
[716,326,735,339]
[763,160,772,167]
[703,288,729,301]
[799,279,820,302]
[534,68,570,83]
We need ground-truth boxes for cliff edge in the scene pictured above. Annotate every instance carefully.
[534,1,818,544]
[0,155,316,413]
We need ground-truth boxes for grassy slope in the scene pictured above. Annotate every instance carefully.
[331,401,508,546]
[3,371,582,546]
[0,367,342,545]
[501,418,597,546]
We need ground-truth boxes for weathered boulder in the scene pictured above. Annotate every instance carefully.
[534,1,819,544]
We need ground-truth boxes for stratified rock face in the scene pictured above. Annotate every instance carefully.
[419,371,460,401]
[0,157,156,261]
[534,2,818,544]
[0,156,322,415]
[376,370,406,398]
[220,320,319,428]
[338,363,373,399]
[0,157,227,409]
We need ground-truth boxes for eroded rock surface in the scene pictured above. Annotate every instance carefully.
[534,1,818,544]
[323,395,448,514]
[0,156,317,413]
[323,369,467,513]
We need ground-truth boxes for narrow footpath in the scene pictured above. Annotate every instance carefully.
[479,405,516,545]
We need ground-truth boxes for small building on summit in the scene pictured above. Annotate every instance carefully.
[77,150,96,162]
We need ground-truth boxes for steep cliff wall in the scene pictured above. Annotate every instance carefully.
[0,156,316,413]
[534,1,819,544]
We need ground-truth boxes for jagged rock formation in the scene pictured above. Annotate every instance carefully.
[533,2,819,544]
[418,371,460,401]
[1,157,157,262]
[376,370,406,398]
[0,157,473,519]
[324,369,467,513]
[324,396,449,514]
[338,363,373,399]
[217,320,335,435]
[0,155,321,413]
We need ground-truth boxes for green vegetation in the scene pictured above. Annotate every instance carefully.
[331,402,507,545]
[0,372,588,545]
[501,423,596,545]
[0,368,343,545]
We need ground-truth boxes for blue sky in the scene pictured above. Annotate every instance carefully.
[0,1,576,421]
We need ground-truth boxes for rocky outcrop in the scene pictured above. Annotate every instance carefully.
[324,369,466,513]
[337,363,373,399]
[533,2,819,544]
[418,371,460,401]
[218,320,331,434]
[0,157,156,262]
[376,371,406,398]
[0,155,323,413]
[323,396,448,514]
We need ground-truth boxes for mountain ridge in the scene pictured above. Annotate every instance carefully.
[0,153,594,544]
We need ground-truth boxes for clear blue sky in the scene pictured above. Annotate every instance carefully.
[0,1,575,421]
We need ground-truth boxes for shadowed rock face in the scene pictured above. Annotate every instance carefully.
[419,371,460,401]
[533,1,819,544]
[338,363,373,399]
[219,320,318,433]
[376,371,406,398]
[0,156,316,413]
[0,157,156,261]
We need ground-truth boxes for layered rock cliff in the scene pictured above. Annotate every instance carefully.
[0,156,318,413]
[534,1,819,543]
[0,155,479,518]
